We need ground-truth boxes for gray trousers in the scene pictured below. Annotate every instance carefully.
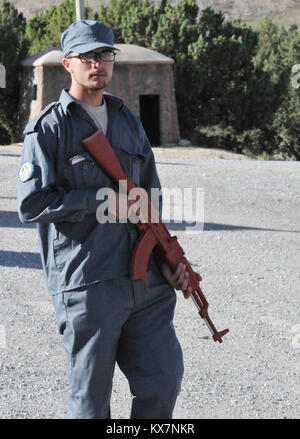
[52,269,184,419]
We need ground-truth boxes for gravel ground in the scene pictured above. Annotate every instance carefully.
[0,143,299,419]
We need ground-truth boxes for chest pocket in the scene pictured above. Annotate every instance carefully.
[62,151,111,189]
[116,145,145,187]
[62,148,145,189]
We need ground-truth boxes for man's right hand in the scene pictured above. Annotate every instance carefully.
[160,262,202,299]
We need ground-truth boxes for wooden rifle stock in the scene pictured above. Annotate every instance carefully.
[82,130,229,343]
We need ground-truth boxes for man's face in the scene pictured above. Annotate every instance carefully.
[63,47,115,92]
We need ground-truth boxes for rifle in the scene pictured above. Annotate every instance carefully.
[82,130,229,343]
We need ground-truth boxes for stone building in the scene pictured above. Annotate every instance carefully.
[18,44,180,145]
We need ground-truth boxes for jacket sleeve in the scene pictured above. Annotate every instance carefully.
[18,121,101,225]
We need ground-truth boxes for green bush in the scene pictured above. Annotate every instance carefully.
[273,87,300,160]
[253,19,300,159]
[191,125,278,156]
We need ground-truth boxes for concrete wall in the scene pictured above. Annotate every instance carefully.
[18,65,70,140]
[43,65,71,105]
[107,63,180,145]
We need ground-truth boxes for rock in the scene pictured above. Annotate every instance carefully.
[178,139,191,146]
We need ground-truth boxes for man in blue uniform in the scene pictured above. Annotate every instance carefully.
[17,20,193,419]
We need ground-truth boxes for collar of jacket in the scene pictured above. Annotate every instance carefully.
[59,89,124,115]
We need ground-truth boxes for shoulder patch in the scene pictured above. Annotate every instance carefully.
[19,162,35,183]
[23,101,58,135]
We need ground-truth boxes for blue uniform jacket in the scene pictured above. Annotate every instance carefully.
[17,89,162,295]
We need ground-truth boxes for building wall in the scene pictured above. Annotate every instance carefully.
[43,65,71,105]
[18,63,180,144]
[18,65,41,140]
[107,63,180,144]
[18,65,70,140]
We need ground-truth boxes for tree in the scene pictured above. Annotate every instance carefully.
[271,26,300,159]
[170,7,275,139]
[253,18,287,83]
[98,0,140,42]
[0,0,29,144]
[252,19,300,159]
[151,0,199,60]
[26,0,96,55]
[121,0,158,47]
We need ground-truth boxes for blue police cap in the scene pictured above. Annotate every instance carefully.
[61,20,119,57]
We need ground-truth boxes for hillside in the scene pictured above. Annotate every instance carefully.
[7,0,300,26]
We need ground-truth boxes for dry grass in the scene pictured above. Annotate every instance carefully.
[7,0,300,26]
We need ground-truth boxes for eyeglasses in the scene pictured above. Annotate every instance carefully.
[67,50,116,63]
